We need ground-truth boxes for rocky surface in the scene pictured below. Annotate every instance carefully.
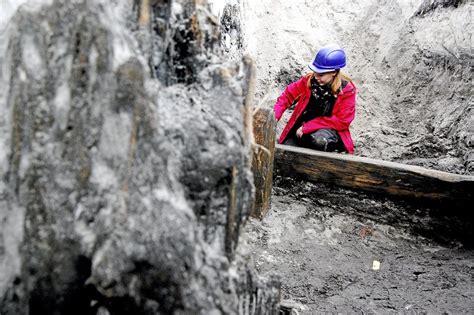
[0,0,279,314]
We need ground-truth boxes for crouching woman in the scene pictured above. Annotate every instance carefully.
[274,44,357,154]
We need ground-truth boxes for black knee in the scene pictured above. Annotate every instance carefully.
[305,129,341,152]
[310,135,329,151]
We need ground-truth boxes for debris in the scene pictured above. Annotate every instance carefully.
[360,226,374,238]
[372,260,381,271]
[280,299,307,315]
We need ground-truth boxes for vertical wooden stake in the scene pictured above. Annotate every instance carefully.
[138,0,150,28]
[251,106,276,219]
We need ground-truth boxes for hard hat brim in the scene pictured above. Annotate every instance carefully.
[308,63,337,74]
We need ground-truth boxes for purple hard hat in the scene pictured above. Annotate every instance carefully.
[308,44,347,73]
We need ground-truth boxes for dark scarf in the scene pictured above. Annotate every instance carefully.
[306,77,337,118]
[310,77,336,105]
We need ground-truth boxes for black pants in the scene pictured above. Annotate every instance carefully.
[283,128,346,153]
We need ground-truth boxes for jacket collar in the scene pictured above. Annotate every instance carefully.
[338,81,355,97]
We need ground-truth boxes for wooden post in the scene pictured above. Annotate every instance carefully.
[251,106,276,219]
[138,0,150,28]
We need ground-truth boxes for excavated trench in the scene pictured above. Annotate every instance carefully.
[215,0,473,174]
[0,1,470,313]
[243,174,473,313]
[212,0,474,313]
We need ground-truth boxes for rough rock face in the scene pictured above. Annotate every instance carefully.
[0,0,279,314]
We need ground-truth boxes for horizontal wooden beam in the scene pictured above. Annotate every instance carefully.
[274,144,474,204]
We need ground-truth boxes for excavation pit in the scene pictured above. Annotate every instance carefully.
[244,174,473,314]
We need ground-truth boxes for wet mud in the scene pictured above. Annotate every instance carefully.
[243,175,473,313]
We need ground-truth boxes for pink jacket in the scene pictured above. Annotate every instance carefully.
[274,75,357,154]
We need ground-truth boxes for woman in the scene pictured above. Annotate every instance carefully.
[274,44,357,154]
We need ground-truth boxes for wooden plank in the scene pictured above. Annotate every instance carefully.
[274,144,474,204]
[251,107,276,219]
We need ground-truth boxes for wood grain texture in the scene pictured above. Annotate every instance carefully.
[138,0,150,28]
[275,144,474,204]
[251,107,276,218]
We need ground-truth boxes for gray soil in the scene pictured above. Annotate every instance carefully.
[242,176,473,313]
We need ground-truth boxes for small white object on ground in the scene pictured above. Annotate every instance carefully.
[372,260,381,270]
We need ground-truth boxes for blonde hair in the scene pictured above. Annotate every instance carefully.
[306,71,352,95]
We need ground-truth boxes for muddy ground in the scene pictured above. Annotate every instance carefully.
[241,175,473,313]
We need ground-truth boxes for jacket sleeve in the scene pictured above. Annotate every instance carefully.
[273,77,307,121]
[302,87,356,133]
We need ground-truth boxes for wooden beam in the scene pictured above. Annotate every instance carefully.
[274,144,474,204]
[251,107,276,219]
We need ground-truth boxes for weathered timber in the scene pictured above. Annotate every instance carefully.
[138,0,150,27]
[275,144,474,204]
[251,106,276,218]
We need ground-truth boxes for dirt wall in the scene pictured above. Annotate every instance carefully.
[218,0,473,175]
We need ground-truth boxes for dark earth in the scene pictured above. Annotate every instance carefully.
[243,175,473,314]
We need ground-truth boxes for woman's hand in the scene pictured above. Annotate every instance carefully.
[296,126,304,138]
